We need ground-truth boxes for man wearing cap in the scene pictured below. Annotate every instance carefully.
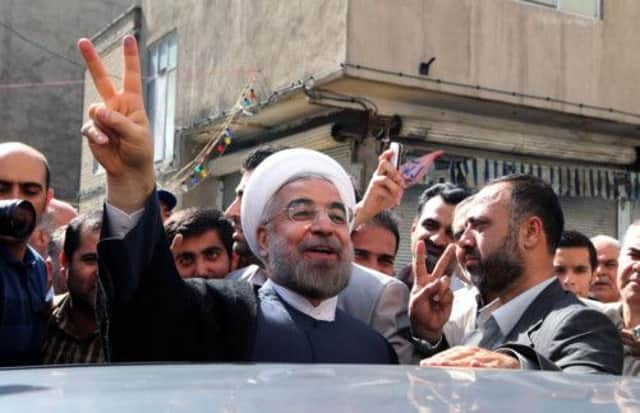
[79,36,395,363]
[157,189,177,223]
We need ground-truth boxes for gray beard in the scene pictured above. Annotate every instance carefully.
[266,233,352,300]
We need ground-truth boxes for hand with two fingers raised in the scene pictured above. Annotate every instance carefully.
[409,241,456,343]
[77,34,154,213]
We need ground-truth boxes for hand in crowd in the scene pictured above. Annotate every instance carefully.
[353,148,406,228]
[420,346,520,369]
[620,328,640,357]
[409,242,455,343]
[78,35,155,212]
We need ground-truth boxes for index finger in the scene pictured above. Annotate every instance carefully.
[412,240,429,287]
[78,38,117,101]
[122,35,143,95]
[430,244,456,279]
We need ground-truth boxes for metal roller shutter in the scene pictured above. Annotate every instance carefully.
[560,197,617,238]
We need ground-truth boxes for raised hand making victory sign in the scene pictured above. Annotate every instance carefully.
[78,35,155,213]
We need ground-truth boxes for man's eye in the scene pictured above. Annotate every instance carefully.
[379,257,395,266]
[328,211,346,225]
[290,208,315,220]
[204,250,220,260]
[22,185,41,196]
[178,256,193,266]
[354,249,368,258]
[424,221,440,231]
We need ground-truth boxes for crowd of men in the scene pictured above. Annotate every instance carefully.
[1,35,639,376]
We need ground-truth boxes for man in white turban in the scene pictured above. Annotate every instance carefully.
[226,145,413,362]
[237,148,396,362]
[79,36,397,363]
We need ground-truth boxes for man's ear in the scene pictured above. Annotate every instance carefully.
[59,251,68,268]
[257,225,269,259]
[45,189,54,209]
[520,216,544,250]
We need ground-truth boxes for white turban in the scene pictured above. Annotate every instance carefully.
[241,148,356,257]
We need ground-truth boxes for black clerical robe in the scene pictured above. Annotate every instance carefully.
[96,191,396,364]
[253,283,397,363]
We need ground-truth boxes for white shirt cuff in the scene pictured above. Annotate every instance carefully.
[105,202,145,239]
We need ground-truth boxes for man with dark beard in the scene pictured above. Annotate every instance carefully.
[409,174,622,373]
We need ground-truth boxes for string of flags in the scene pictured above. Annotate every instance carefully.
[167,73,264,194]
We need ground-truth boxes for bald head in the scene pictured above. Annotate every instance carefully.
[0,142,53,222]
[0,142,50,190]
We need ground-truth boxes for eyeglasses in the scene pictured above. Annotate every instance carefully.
[270,200,352,226]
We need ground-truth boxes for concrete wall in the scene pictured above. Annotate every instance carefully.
[0,0,133,203]
[141,0,348,134]
[346,0,640,124]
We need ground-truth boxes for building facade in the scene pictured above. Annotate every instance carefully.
[80,0,640,271]
[0,0,132,202]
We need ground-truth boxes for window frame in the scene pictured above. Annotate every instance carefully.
[145,31,178,165]
[522,0,602,19]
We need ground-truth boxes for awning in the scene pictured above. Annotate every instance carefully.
[447,158,640,201]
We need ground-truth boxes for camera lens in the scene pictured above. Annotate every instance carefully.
[0,200,37,240]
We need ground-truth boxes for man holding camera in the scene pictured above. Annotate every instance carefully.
[0,142,53,365]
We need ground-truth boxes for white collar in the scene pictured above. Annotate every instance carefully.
[478,277,556,337]
[267,279,338,322]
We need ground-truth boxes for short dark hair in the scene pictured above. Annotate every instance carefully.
[63,211,102,260]
[416,183,469,218]
[558,230,598,271]
[164,208,234,258]
[491,174,564,254]
[363,210,401,255]
[241,145,288,171]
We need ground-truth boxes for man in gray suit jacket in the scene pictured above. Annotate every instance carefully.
[410,174,622,373]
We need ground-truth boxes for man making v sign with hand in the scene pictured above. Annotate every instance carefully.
[78,36,397,364]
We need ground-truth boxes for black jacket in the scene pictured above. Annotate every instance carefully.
[97,191,257,362]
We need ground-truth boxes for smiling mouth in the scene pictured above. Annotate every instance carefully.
[303,246,340,259]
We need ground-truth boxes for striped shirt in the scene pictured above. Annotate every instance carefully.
[42,294,104,364]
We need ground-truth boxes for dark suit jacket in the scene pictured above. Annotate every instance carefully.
[418,280,623,374]
[498,279,622,374]
[96,191,258,362]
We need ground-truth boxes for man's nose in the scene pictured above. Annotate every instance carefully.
[562,275,575,287]
[430,228,451,247]
[309,210,337,234]
[224,197,240,221]
[455,229,473,248]
[195,257,212,278]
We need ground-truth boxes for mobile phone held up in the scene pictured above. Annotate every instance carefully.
[389,142,403,169]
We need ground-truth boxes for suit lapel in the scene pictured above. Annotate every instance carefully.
[505,279,566,345]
